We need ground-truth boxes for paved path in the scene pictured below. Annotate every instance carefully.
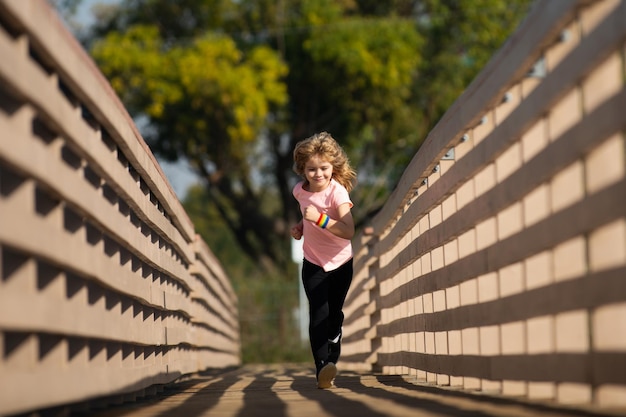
[82,364,620,417]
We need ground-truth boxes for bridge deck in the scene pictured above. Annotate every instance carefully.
[80,364,617,417]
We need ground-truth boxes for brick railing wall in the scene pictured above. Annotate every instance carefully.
[0,1,240,415]
[342,0,626,411]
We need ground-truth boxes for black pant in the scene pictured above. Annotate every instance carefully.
[302,258,353,365]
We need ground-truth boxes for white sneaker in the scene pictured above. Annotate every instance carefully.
[317,362,337,389]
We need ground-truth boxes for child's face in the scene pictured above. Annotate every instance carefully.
[304,154,333,192]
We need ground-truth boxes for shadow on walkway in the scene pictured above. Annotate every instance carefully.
[74,364,622,417]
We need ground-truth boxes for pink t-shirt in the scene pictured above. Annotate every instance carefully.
[293,179,353,271]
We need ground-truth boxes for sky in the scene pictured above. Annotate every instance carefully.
[74,0,199,200]
[75,0,116,28]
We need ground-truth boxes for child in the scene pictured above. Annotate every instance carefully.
[290,131,357,389]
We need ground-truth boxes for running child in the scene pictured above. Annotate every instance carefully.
[290,131,357,389]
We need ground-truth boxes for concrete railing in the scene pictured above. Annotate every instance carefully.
[0,1,240,415]
[342,0,626,411]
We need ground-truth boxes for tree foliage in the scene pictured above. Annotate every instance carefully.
[79,0,533,361]
[92,20,291,272]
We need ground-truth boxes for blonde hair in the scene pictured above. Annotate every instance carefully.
[293,132,357,192]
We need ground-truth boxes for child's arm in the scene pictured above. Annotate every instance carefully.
[303,203,354,240]
[291,219,304,240]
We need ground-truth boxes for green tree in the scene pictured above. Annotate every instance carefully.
[88,0,429,273]
[82,0,532,362]
[410,0,535,137]
[92,23,290,273]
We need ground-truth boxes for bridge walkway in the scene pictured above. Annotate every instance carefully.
[81,364,616,417]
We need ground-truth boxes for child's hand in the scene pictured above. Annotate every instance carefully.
[303,205,321,223]
[291,222,303,240]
